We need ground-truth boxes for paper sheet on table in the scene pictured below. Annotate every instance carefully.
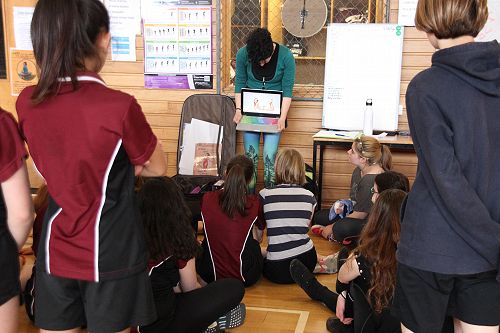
[313,130,361,139]
[313,130,388,139]
[178,119,223,175]
[371,132,388,139]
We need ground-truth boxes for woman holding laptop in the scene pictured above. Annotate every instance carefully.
[233,28,296,193]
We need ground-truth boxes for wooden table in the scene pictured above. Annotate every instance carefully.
[312,135,414,206]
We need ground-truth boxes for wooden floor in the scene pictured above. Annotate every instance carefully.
[18,232,340,333]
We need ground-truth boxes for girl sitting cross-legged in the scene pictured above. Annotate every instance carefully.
[312,135,392,246]
[260,148,317,284]
[197,155,265,287]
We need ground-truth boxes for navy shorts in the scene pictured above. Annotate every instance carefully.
[393,263,500,332]
[34,269,157,332]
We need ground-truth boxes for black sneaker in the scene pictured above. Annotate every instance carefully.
[217,303,246,330]
[290,259,325,301]
[326,317,354,333]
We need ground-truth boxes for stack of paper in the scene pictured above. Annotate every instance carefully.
[179,118,223,175]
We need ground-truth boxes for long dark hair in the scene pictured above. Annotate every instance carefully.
[219,155,254,218]
[356,189,406,313]
[30,0,110,104]
[138,177,200,262]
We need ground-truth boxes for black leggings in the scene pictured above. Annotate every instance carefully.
[140,278,244,333]
[264,247,317,284]
[313,209,367,246]
[197,237,263,287]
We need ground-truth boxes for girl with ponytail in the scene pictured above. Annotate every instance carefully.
[16,0,166,331]
[197,155,265,287]
[312,135,393,246]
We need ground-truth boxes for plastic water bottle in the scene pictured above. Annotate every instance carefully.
[363,99,373,135]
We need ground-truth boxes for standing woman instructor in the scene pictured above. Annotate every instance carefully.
[233,28,296,192]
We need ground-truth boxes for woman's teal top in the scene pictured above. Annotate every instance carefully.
[234,44,296,98]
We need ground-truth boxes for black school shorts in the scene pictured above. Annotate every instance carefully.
[34,269,157,332]
[0,231,20,305]
[393,263,500,333]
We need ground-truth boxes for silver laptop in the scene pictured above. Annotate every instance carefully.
[236,88,282,133]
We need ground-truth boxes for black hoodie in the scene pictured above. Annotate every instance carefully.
[397,41,500,281]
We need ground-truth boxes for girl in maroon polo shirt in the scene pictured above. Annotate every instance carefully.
[16,0,167,332]
[197,155,266,287]
[0,109,34,333]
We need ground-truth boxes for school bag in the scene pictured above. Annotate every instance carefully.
[172,94,236,230]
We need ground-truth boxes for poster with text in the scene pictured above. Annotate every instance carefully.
[105,0,141,61]
[143,6,211,75]
[143,3,212,89]
[13,7,34,50]
[10,49,37,96]
[397,0,417,26]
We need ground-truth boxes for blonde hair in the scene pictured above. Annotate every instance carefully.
[415,0,488,39]
[354,135,392,171]
[275,148,306,185]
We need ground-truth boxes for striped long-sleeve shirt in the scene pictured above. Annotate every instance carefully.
[260,184,316,261]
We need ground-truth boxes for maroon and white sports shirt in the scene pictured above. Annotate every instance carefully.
[0,109,28,231]
[201,191,265,282]
[17,72,157,282]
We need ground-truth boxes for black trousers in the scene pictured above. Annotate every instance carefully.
[140,278,244,333]
[313,209,366,246]
[264,247,317,284]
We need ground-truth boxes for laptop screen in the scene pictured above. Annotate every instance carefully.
[241,88,282,118]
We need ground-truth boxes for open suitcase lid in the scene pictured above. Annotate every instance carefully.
[176,94,237,177]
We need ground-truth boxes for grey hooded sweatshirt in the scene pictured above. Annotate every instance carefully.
[397,41,500,281]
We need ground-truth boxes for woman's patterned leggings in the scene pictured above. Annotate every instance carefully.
[243,131,281,193]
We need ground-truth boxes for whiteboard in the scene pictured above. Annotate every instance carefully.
[476,0,500,42]
[322,24,404,131]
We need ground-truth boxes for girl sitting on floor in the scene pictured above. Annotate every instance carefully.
[137,177,246,333]
[331,189,406,333]
[312,135,392,245]
[260,148,317,284]
[291,189,406,333]
[197,155,265,287]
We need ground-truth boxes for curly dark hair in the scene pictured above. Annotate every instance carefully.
[246,28,273,64]
[137,177,200,262]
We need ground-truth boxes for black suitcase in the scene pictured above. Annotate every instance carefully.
[172,94,236,230]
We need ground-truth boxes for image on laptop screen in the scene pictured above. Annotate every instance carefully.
[241,88,282,118]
